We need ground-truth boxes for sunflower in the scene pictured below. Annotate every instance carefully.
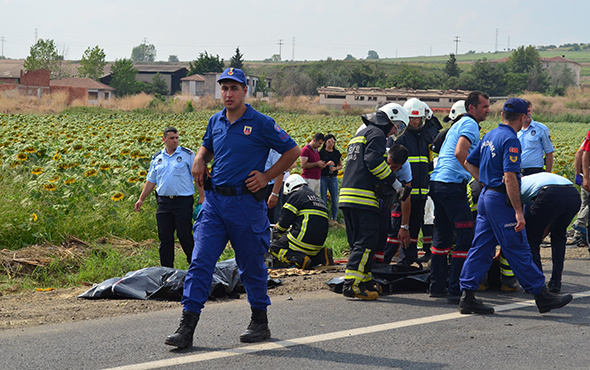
[52,154,62,161]
[24,146,36,153]
[31,213,38,221]
[49,174,61,183]
[65,178,76,185]
[31,167,44,175]
[84,169,98,177]
[120,149,130,156]
[16,153,28,161]
[130,164,140,170]
[99,164,111,171]
[138,170,148,177]
[128,177,140,183]
[43,184,57,191]
[73,144,83,151]
[112,192,124,202]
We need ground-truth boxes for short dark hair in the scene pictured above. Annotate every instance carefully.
[465,91,489,111]
[525,99,532,108]
[312,132,325,142]
[388,144,409,165]
[503,110,525,122]
[163,127,178,138]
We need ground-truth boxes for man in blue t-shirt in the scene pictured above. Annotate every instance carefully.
[165,68,301,349]
[459,97,573,315]
[428,91,489,304]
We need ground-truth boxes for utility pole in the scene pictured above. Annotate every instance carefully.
[1,36,4,58]
[277,39,284,60]
[495,28,498,52]
[292,37,295,61]
[34,28,38,43]
[454,36,460,55]
[507,36,510,51]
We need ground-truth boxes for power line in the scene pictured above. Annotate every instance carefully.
[292,37,295,61]
[453,36,460,55]
[277,39,284,60]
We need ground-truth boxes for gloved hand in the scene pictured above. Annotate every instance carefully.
[396,185,411,202]
[576,174,583,186]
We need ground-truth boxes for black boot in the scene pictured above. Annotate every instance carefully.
[459,290,494,314]
[535,286,572,313]
[239,308,271,343]
[165,310,200,348]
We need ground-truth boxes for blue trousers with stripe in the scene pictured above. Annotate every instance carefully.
[460,189,545,295]
[182,190,271,313]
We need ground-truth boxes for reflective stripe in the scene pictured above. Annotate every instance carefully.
[410,188,429,195]
[452,251,469,258]
[432,246,451,255]
[386,237,400,244]
[349,136,367,145]
[283,202,298,215]
[408,156,429,163]
[340,188,379,208]
[369,161,392,180]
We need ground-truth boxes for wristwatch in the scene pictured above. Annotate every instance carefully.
[400,224,410,230]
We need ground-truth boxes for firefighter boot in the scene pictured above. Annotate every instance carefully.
[314,247,334,267]
[535,286,573,313]
[239,307,271,343]
[342,279,379,300]
[165,310,200,348]
[459,290,494,314]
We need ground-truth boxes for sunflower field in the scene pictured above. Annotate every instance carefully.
[0,110,588,250]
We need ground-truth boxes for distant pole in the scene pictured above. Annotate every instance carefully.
[454,36,460,55]
[1,36,4,58]
[507,36,510,51]
[292,37,295,61]
[277,39,284,60]
[430,45,432,57]
[34,28,38,43]
[495,28,498,52]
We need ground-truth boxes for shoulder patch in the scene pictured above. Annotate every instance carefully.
[181,147,194,155]
[152,150,162,160]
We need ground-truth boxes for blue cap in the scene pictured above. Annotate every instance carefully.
[503,98,528,115]
[217,67,247,85]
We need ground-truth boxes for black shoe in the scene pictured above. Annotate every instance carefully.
[535,286,572,313]
[547,280,562,293]
[459,290,494,314]
[240,308,271,343]
[447,293,461,305]
[429,288,448,298]
[165,310,200,348]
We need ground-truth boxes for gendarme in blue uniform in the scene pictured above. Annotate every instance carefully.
[517,119,554,170]
[460,123,545,295]
[147,146,195,196]
[182,104,297,314]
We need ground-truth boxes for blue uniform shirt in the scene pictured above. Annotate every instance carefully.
[517,120,554,169]
[430,114,480,184]
[396,161,412,183]
[520,172,572,205]
[467,124,521,188]
[203,104,297,187]
[147,146,195,196]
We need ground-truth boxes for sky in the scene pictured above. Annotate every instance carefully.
[1,0,589,62]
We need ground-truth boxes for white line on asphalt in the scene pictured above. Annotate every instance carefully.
[104,290,590,370]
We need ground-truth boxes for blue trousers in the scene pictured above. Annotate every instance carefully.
[460,189,545,295]
[321,176,339,220]
[182,190,271,314]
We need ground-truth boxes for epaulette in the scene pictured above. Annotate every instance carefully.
[181,147,194,155]
[152,150,163,160]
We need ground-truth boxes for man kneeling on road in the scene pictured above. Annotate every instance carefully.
[270,174,333,269]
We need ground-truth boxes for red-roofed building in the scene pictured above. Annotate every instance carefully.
[50,78,115,104]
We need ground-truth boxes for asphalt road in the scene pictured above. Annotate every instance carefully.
[2,259,589,370]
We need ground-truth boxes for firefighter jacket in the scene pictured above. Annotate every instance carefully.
[276,186,329,256]
[339,125,398,212]
[393,121,439,200]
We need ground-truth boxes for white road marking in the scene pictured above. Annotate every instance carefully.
[104,291,590,370]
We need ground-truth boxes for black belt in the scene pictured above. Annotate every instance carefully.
[540,184,575,191]
[521,168,544,176]
[486,184,506,193]
[213,185,251,196]
[157,195,192,199]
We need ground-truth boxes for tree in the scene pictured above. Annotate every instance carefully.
[168,55,179,62]
[24,39,60,77]
[230,47,244,69]
[445,53,461,78]
[187,51,224,76]
[505,45,548,93]
[507,45,541,74]
[78,46,107,80]
[366,50,379,60]
[254,72,269,96]
[131,43,156,62]
[344,54,356,61]
[459,58,506,96]
[110,58,140,96]
[546,63,577,95]
[148,73,168,95]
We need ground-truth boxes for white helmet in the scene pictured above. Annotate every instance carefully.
[422,101,433,120]
[403,98,426,130]
[283,174,307,195]
[443,100,467,123]
[361,103,408,139]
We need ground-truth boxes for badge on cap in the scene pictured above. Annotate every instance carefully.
[244,126,252,135]
[228,68,234,76]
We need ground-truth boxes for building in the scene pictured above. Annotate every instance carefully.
[318,87,470,110]
[50,78,115,104]
[540,56,581,87]
[180,72,272,99]
[100,64,188,95]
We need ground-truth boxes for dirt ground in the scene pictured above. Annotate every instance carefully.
[1,245,588,331]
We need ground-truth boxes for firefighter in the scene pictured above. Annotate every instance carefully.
[339,103,409,300]
[270,174,332,269]
[387,98,440,266]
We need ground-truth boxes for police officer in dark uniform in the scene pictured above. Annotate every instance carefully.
[135,127,196,268]
[459,98,573,315]
[165,68,300,349]
[270,174,332,269]
[339,103,408,300]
